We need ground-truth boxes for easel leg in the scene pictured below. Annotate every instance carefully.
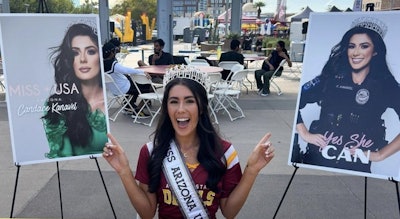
[56,161,64,219]
[10,163,21,218]
[364,177,367,219]
[389,177,400,217]
[92,157,117,219]
[273,163,299,219]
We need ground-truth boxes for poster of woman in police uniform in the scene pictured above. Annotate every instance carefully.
[289,11,400,180]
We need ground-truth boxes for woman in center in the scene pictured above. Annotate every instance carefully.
[103,70,275,218]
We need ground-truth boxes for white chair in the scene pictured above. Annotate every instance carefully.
[190,59,210,66]
[131,74,163,126]
[207,72,222,94]
[226,63,245,80]
[115,52,128,64]
[189,61,210,66]
[208,55,218,60]
[0,64,4,93]
[206,72,222,124]
[213,70,248,121]
[230,69,249,98]
[104,73,136,122]
[184,57,191,65]
[213,63,244,91]
[218,61,240,74]
[270,59,287,95]
[287,59,302,79]
[0,71,5,92]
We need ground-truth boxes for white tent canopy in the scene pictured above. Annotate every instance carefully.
[287,6,313,22]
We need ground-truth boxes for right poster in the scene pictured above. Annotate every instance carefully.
[289,11,400,180]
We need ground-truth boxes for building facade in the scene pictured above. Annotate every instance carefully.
[381,0,400,10]
[361,0,400,11]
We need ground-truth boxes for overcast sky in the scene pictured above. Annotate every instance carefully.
[262,0,354,13]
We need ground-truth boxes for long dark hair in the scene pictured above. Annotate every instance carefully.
[147,78,226,193]
[277,40,288,54]
[43,23,100,147]
[321,26,392,81]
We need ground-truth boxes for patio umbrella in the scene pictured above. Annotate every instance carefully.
[217,9,256,23]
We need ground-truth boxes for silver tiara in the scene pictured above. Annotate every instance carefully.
[351,17,387,38]
[66,19,98,35]
[164,65,210,90]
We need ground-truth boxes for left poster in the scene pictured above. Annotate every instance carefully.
[0,14,109,165]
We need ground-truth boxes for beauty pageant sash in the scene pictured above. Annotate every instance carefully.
[162,140,209,219]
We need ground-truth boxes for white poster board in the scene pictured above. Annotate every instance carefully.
[0,14,109,165]
[289,11,400,180]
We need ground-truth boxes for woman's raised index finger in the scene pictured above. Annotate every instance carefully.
[107,133,119,145]
[258,133,272,145]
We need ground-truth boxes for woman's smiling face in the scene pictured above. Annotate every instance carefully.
[347,33,376,72]
[167,84,199,139]
[72,35,100,81]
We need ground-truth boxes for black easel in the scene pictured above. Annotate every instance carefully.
[91,156,117,218]
[273,163,298,219]
[9,163,20,218]
[9,158,116,219]
[273,163,400,219]
[389,177,400,216]
[364,177,367,218]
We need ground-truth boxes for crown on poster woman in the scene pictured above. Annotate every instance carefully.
[66,19,98,35]
[164,65,210,90]
[351,17,387,38]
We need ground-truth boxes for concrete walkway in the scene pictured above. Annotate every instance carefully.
[0,41,398,219]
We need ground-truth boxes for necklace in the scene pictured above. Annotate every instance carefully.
[179,143,199,158]
[186,162,200,169]
[180,146,199,169]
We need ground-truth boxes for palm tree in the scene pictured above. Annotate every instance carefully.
[254,1,266,19]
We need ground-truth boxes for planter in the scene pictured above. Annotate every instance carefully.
[200,42,223,51]
[222,38,243,51]
[222,39,231,51]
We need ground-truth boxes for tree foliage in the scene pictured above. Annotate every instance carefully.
[10,0,75,13]
[9,0,156,23]
[254,1,266,8]
[9,0,100,14]
[111,0,157,23]
[73,0,99,14]
[254,1,266,18]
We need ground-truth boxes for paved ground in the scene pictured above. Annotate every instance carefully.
[0,42,399,219]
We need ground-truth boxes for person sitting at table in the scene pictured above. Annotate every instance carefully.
[219,39,245,80]
[255,40,292,96]
[254,34,263,52]
[242,33,252,51]
[103,42,152,116]
[109,38,121,53]
[137,38,174,83]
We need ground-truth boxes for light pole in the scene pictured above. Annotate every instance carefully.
[24,3,29,13]
[224,0,230,35]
